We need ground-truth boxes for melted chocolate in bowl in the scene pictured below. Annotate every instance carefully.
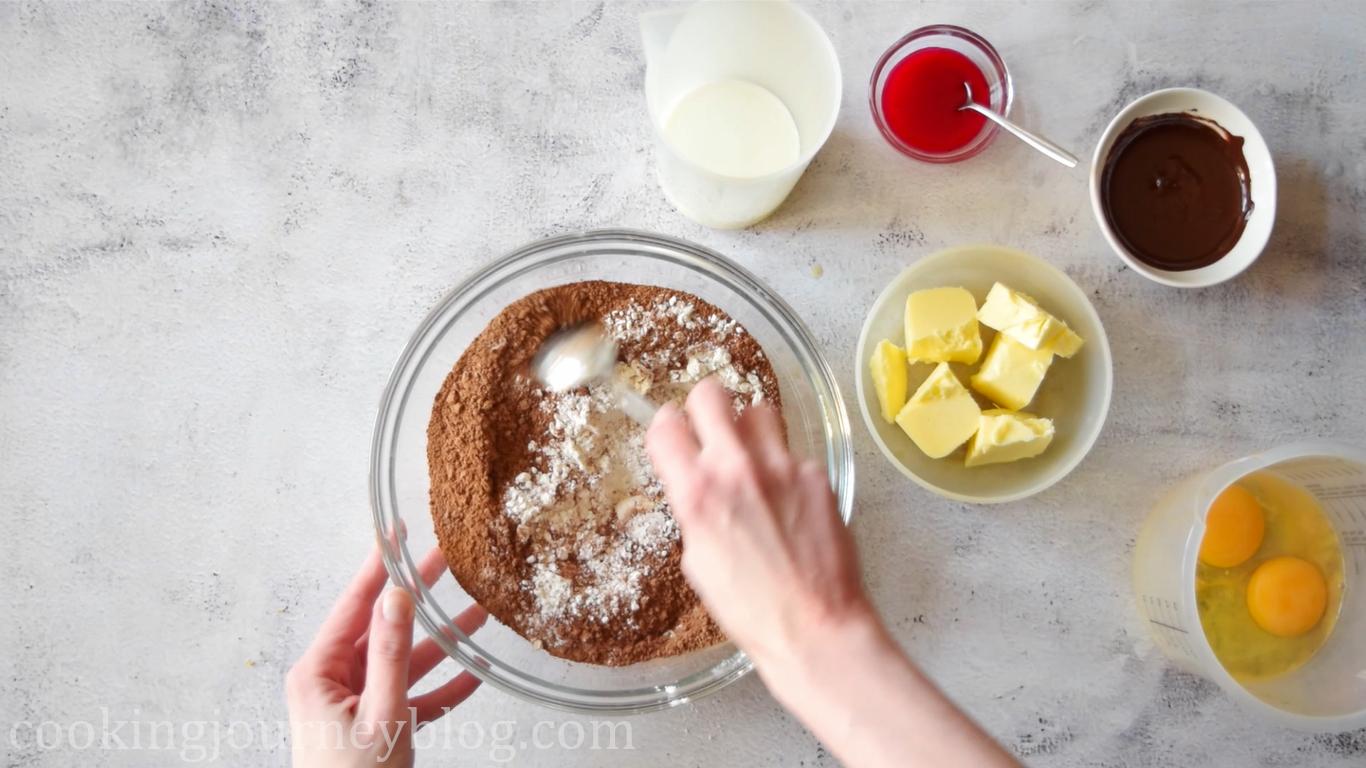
[1101,112,1253,271]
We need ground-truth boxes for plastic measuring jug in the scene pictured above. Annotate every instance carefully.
[640,0,841,230]
[1134,441,1366,731]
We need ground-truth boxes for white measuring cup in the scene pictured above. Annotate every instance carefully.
[1134,441,1366,731]
[641,0,841,230]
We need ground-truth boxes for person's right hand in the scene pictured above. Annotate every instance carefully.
[648,378,1020,768]
[645,377,872,668]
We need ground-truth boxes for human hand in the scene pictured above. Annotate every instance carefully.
[645,377,872,670]
[648,379,1019,768]
[286,547,486,767]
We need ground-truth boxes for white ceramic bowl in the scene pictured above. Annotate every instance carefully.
[855,245,1113,503]
[1089,87,1276,288]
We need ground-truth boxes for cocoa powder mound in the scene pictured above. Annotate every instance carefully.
[426,280,782,666]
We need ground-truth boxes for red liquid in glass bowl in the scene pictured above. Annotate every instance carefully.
[880,47,990,155]
[869,25,1012,163]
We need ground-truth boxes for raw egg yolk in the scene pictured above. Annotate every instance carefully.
[1246,556,1328,637]
[1198,485,1265,568]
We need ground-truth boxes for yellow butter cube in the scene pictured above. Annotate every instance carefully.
[895,363,982,459]
[904,287,982,364]
[965,409,1055,467]
[868,340,909,424]
[971,334,1053,411]
[977,282,1084,358]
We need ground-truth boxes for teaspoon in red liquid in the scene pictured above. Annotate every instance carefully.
[960,82,1078,168]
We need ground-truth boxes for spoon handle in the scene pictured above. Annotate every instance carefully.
[969,104,1078,168]
[613,378,658,427]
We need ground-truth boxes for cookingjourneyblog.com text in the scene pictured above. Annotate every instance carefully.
[6,707,635,763]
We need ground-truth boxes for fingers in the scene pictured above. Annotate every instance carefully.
[305,548,390,669]
[793,459,839,528]
[355,547,449,657]
[410,671,482,727]
[795,459,835,511]
[357,588,416,723]
[409,604,488,684]
[797,459,834,502]
[407,639,446,688]
[646,402,699,484]
[684,377,745,457]
[736,403,789,475]
[416,546,448,585]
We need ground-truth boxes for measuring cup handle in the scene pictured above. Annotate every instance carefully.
[639,8,685,68]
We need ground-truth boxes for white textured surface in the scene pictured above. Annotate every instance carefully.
[3,1,1365,765]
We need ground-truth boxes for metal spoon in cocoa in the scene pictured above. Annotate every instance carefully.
[531,321,658,426]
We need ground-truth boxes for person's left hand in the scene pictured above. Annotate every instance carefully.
[286,546,487,767]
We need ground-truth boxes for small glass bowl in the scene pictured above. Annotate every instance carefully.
[869,24,1014,164]
[371,230,855,713]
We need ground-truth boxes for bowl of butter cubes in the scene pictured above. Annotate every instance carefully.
[855,244,1113,503]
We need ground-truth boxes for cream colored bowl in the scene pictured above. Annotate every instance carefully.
[855,245,1113,503]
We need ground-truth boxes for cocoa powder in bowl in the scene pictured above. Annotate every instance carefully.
[427,280,783,666]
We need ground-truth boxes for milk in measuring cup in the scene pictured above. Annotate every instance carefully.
[641,1,841,228]
[662,79,800,179]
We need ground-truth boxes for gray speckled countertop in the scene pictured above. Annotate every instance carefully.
[3,1,1365,766]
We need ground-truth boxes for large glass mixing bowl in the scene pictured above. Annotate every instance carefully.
[370,229,854,713]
